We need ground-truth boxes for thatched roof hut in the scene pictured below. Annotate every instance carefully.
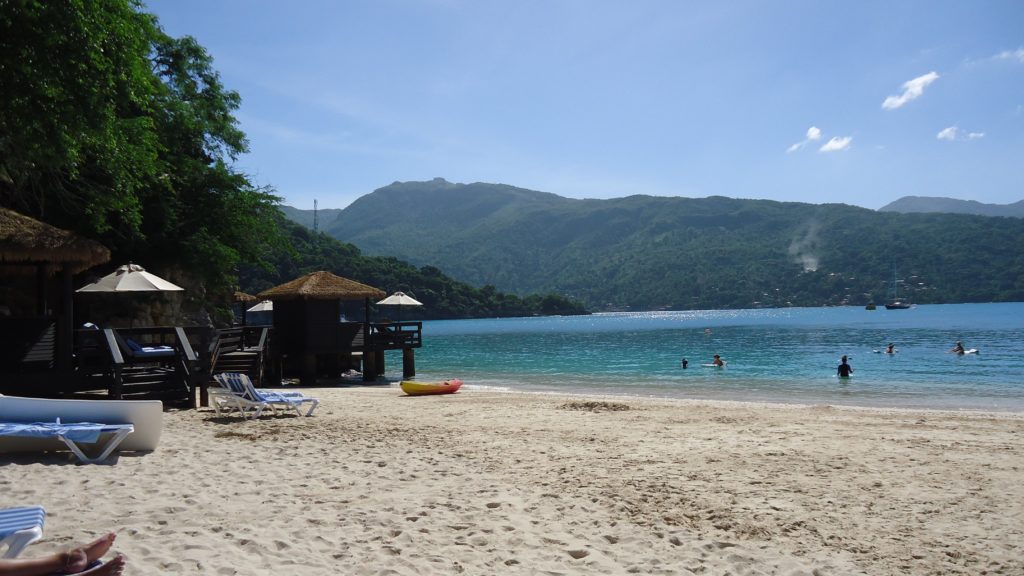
[0,207,111,275]
[1,207,111,377]
[258,272,386,383]
[259,270,385,301]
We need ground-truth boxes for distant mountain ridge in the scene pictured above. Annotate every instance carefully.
[282,179,1024,309]
[879,196,1024,218]
[278,205,344,231]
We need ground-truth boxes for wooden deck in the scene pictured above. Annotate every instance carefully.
[261,321,423,386]
[1,321,425,406]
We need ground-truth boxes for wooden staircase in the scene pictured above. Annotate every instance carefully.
[208,327,269,386]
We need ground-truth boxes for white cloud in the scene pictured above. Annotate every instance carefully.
[937,126,985,142]
[995,47,1024,64]
[787,125,823,153]
[882,71,940,110]
[819,136,852,152]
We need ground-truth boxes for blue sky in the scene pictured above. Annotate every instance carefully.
[145,0,1023,210]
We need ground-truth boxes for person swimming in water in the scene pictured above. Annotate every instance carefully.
[837,355,853,378]
[886,343,895,354]
[712,354,724,367]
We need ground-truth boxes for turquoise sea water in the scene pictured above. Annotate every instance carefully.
[385,303,1024,411]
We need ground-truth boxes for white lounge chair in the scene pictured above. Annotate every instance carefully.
[0,420,134,464]
[0,505,45,558]
[208,382,267,420]
[214,373,319,417]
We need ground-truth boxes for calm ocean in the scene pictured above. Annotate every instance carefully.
[386,303,1024,411]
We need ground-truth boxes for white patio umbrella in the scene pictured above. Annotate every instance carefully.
[245,300,273,325]
[376,291,423,306]
[76,263,184,292]
[376,291,422,321]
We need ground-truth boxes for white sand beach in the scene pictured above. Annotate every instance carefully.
[2,387,1023,575]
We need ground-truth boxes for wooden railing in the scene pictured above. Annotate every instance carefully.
[205,326,271,406]
[370,322,422,349]
[74,327,198,404]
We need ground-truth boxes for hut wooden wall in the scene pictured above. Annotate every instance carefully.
[272,299,345,355]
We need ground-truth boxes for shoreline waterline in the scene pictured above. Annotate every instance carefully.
[447,381,1024,416]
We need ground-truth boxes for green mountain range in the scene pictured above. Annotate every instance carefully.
[879,196,1024,218]
[287,179,1024,310]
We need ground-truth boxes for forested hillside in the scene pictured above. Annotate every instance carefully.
[309,179,1024,310]
[240,218,589,319]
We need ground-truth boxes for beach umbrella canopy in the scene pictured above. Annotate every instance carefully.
[246,300,273,313]
[377,291,422,321]
[76,263,184,292]
[376,291,423,306]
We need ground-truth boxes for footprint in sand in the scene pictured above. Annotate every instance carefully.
[568,549,590,559]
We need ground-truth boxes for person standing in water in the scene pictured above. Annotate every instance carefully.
[712,354,725,367]
[886,343,895,354]
[837,355,853,378]
[950,341,965,354]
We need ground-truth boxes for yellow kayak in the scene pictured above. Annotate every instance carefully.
[400,379,463,396]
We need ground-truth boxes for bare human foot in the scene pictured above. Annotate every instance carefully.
[63,533,116,573]
[79,553,125,576]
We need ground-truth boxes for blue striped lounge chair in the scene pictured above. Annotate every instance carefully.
[213,373,319,417]
[0,505,45,558]
[0,420,134,464]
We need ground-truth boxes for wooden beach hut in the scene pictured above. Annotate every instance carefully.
[0,207,110,390]
[259,271,421,384]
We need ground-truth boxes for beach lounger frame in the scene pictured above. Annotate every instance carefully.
[0,505,46,558]
[0,421,135,464]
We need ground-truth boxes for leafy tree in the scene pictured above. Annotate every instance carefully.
[0,0,161,232]
[0,0,285,321]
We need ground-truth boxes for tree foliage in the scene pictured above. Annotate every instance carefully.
[0,0,285,317]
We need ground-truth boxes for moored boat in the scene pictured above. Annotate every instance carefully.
[400,379,463,396]
[885,266,912,309]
